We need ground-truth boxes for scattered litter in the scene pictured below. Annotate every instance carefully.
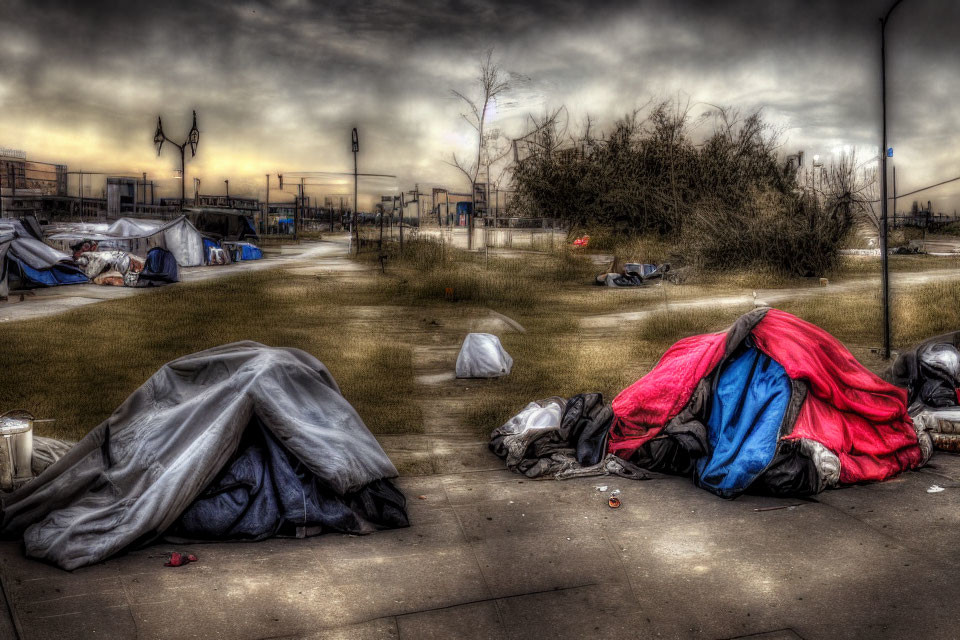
[417,495,427,500]
[608,496,621,509]
[610,489,621,497]
[595,485,608,492]
[927,485,945,494]
[164,551,198,567]
[753,504,803,512]
[508,500,515,504]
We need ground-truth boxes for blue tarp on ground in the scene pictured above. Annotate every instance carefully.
[696,343,792,498]
[13,260,88,287]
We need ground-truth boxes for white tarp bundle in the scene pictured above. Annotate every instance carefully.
[455,333,513,378]
[46,216,205,267]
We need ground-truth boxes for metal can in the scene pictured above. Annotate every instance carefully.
[0,410,35,491]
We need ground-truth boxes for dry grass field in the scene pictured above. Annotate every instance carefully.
[2,237,959,451]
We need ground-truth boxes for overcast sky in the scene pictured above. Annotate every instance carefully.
[0,0,957,210]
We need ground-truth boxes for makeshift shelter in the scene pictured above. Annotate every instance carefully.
[46,216,206,267]
[490,309,931,498]
[223,241,263,261]
[456,333,513,378]
[0,342,408,570]
[0,219,88,293]
[186,208,259,241]
[136,247,179,287]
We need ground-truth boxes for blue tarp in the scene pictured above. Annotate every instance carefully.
[170,418,408,540]
[233,243,262,261]
[12,260,88,287]
[696,344,791,498]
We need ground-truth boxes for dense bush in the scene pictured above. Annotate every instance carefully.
[511,101,856,276]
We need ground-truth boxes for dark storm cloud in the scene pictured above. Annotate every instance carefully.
[0,0,956,207]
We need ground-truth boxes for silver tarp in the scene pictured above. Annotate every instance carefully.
[0,342,399,570]
[46,216,205,267]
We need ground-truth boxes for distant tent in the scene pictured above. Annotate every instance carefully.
[46,216,205,267]
[224,241,263,261]
[186,208,259,241]
[0,219,88,294]
[136,247,179,287]
[202,237,231,265]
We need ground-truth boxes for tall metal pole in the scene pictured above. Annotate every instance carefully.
[353,147,359,254]
[179,146,186,212]
[264,174,269,236]
[879,0,903,360]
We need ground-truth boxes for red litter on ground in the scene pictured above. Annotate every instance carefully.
[164,551,198,567]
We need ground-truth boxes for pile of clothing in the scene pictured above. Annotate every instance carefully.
[595,262,671,287]
[76,249,145,286]
[886,332,960,452]
[490,309,931,498]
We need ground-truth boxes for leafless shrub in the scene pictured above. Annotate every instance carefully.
[511,99,855,276]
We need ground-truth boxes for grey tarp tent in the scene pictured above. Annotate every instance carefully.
[46,216,205,267]
[0,342,403,570]
[0,231,12,298]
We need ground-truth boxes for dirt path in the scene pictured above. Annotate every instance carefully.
[580,267,960,330]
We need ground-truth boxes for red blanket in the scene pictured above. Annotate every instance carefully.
[608,309,923,483]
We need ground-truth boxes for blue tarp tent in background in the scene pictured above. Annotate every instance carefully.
[136,247,179,287]
[225,242,263,261]
[278,218,294,234]
[0,219,88,294]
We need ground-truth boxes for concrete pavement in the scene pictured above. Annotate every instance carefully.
[2,451,960,640]
[0,239,344,323]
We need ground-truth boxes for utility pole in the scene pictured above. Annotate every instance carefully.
[879,0,903,360]
[352,127,359,255]
[414,184,421,228]
[399,191,405,253]
[264,174,269,236]
[224,179,229,199]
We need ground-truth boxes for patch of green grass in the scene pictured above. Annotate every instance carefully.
[0,270,422,441]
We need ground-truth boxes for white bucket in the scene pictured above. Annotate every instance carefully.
[0,411,35,491]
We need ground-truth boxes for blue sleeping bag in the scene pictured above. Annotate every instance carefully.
[695,344,792,498]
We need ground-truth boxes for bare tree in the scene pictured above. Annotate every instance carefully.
[450,48,510,248]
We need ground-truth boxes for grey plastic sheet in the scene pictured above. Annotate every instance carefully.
[0,342,398,570]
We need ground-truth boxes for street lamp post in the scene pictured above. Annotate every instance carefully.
[879,0,903,359]
[154,110,200,212]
